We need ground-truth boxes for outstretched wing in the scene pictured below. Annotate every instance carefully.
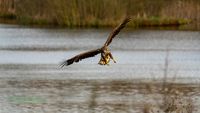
[60,49,101,67]
[104,16,131,46]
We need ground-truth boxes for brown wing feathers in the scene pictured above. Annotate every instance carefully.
[104,17,131,46]
[61,17,131,67]
[60,49,101,67]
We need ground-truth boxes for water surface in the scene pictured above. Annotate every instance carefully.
[0,24,200,80]
[0,24,200,113]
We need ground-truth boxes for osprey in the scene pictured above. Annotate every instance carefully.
[60,17,131,67]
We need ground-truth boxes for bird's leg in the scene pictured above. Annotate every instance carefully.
[102,53,107,63]
[109,53,116,63]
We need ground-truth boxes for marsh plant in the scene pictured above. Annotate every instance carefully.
[0,0,199,27]
[142,81,195,113]
[143,50,195,113]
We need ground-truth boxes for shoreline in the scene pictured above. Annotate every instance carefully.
[0,16,192,30]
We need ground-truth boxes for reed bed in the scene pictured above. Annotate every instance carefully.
[0,0,199,27]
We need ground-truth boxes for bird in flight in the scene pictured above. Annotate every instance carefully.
[60,17,131,67]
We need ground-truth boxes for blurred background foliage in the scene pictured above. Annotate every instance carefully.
[0,0,199,27]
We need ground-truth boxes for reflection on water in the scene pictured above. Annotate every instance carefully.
[0,24,200,112]
[0,79,200,113]
[0,24,200,51]
[0,24,200,79]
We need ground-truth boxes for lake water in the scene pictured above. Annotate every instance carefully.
[0,24,200,80]
[0,24,200,113]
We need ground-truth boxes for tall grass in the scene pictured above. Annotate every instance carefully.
[0,0,199,27]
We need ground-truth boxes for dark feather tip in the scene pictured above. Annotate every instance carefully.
[60,61,69,68]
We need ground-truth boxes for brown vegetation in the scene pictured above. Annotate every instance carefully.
[0,0,199,28]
